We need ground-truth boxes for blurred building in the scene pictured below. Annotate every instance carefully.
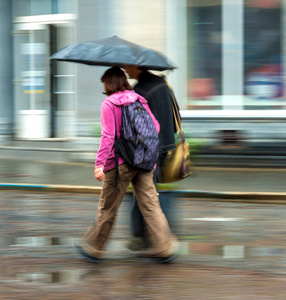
[0,0,285,160]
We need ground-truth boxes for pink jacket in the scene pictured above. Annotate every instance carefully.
[95,90,160,172]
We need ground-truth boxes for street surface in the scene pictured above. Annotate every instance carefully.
[1,158,286,193]
[1,190,286,299]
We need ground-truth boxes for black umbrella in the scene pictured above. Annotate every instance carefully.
[50,36,176,71]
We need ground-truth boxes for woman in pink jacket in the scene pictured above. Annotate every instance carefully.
[74,67,178,263]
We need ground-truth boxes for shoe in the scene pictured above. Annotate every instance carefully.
[125,237,147,252]
[150,241,180,263]
[73,244,102,263]
[155,252,179,264]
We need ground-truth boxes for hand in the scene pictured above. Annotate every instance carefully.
[94,167,105,181]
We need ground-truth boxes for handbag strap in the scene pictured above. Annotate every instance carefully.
[165,80,185,143]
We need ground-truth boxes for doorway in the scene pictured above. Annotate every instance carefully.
[13,20,76,139]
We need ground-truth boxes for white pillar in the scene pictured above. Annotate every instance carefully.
[166,0,188,109]
[222,0,244,110]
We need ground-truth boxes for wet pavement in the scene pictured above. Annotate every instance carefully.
[1,190,286,299]
[0,158,286,193]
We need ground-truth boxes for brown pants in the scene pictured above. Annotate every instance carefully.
[82,164,176,258]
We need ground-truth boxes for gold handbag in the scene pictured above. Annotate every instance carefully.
[161,82,192,183]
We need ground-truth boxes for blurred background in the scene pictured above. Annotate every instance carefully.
[1,2,286,296]
[0,0,285,166]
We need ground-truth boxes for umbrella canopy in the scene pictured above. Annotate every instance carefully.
[50,36,176,71]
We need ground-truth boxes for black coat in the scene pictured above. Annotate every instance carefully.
[134,71,179,153]
[134,71,180,183]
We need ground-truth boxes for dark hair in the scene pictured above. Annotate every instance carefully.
[139,67,149,72]
[101,66,133,96]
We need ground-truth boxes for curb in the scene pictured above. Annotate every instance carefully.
[1,183,286,204]
[0,183,102,194]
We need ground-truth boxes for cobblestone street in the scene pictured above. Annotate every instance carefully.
[1,190,286,299]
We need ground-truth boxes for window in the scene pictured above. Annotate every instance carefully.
[244,0,283,109]
[13,0,76,17]
[187,0,222,110]
[187,0,284,111]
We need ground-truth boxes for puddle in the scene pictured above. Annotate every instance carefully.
[187,218,243,222]
[1,237,285,262]
[0,236,75,247]
[16,269,86,284]
[223,245,245,258]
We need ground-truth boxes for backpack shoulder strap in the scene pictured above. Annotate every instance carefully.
[114,104,124,187]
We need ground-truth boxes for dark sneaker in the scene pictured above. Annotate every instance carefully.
[150,241,180,263]
[155,252,179,264]
[73,244,102,263]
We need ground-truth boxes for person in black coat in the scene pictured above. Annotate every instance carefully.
[124,65,179,250]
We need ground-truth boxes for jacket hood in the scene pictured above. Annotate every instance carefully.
[105,90,147,106]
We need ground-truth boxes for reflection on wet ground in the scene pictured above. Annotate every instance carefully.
[1,236,285,262]
[0,236,75,247]
[2,259,286,299]
[15,269,86,284]
[1,190,286,298]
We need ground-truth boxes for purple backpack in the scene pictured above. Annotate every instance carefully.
[115,100,159,177]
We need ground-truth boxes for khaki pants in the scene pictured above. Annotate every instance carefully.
[82,164,176,258]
